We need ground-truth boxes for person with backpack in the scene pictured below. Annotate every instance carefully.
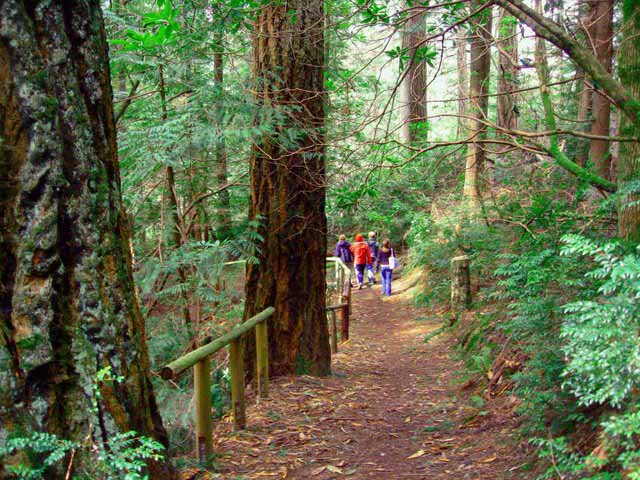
[366,231,379,285]
[377,238,396,296]
[349,234,372,289]
[334,234,354,286]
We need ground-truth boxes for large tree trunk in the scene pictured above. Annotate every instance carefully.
[243,0,331,377]
[0,3,173,478]
[463,1,493,210]
[456,30,469,139]
[401,3,428,144]
[618,2,640,241]
[496,9,518,133]
[588,0,614,180]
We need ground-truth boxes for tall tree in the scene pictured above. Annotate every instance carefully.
[575,0,596,167]
[401,3,428,144]
[0,3,173,478]
[243,0,331,377]
[456,30,469,139]
[588,0,614,180]
[463,0,493,209]
[496,9,518,133]
[618,0,640,241]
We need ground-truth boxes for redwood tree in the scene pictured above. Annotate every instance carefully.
[0,3,173,478]
[243,0,331,377]
[456,30,469,139]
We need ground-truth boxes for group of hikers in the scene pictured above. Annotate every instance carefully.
[334,232,397,296]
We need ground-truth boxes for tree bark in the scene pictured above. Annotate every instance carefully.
[496,9,518,133]
[576,73,593,167]
[451,256,472,313]
[243,0,331,377]
[588,0,614,180]
[456,30,469,139]
[618,2,640,241]
[401,4,428,144]
[463,1,493,210]
[0,3,173,478]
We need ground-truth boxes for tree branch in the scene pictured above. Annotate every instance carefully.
[493,0,640,127]
[115,80,141,124]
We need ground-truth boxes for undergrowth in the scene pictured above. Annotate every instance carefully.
[408,190,640,478]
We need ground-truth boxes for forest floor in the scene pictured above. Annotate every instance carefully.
[188,271,533,480]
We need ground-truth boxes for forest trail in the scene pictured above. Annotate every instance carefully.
[202,273,531,480]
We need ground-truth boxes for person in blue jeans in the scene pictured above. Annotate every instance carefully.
[366,231,378,284]
[377,239,394,296]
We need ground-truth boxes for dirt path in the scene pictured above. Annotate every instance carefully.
[205,273,532,480]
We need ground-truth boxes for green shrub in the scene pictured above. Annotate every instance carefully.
[0,431,164,480]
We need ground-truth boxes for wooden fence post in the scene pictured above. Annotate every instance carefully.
[330,310,338,353]
[194,356,213,462]
[255,321,269,398]
[341,281,350,340]
[229,338,246,430]
[451,255,471,321]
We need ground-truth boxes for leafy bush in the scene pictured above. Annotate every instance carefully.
[0,367,165,479]
[407,207,508,308]
[560,235,640,408]
[493,244,585,435]
[504,235,640,479]
[0,431,164,480]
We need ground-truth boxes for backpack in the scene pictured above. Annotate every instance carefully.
[367,239,378,258]
[342,245,353,263]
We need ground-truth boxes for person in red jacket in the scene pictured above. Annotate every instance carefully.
[349,234,372,289]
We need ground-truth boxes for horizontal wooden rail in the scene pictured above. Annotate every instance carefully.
[160,259,352,463]
[327,302,348,311]
[161,306,274,463]
[161,307,274,380]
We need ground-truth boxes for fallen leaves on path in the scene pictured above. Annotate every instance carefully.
[179,274,532,479]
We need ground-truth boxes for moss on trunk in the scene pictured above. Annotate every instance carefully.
[0,3,174,478]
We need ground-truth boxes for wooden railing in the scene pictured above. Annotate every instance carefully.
[161,307,274,462]
[162,258,352,462]
[326,257,352,351]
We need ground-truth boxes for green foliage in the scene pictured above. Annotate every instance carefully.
[560,235,640,408]
[97,2,640,479]
[0,433,76,480]
[93,432,165,480]
[407,207,507,308]
[1,367,163,479]
[386,44,437,70]
[356,0,389,24]
[493,239,585,434]
[493,233,640,478]
[0,431,164,480]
